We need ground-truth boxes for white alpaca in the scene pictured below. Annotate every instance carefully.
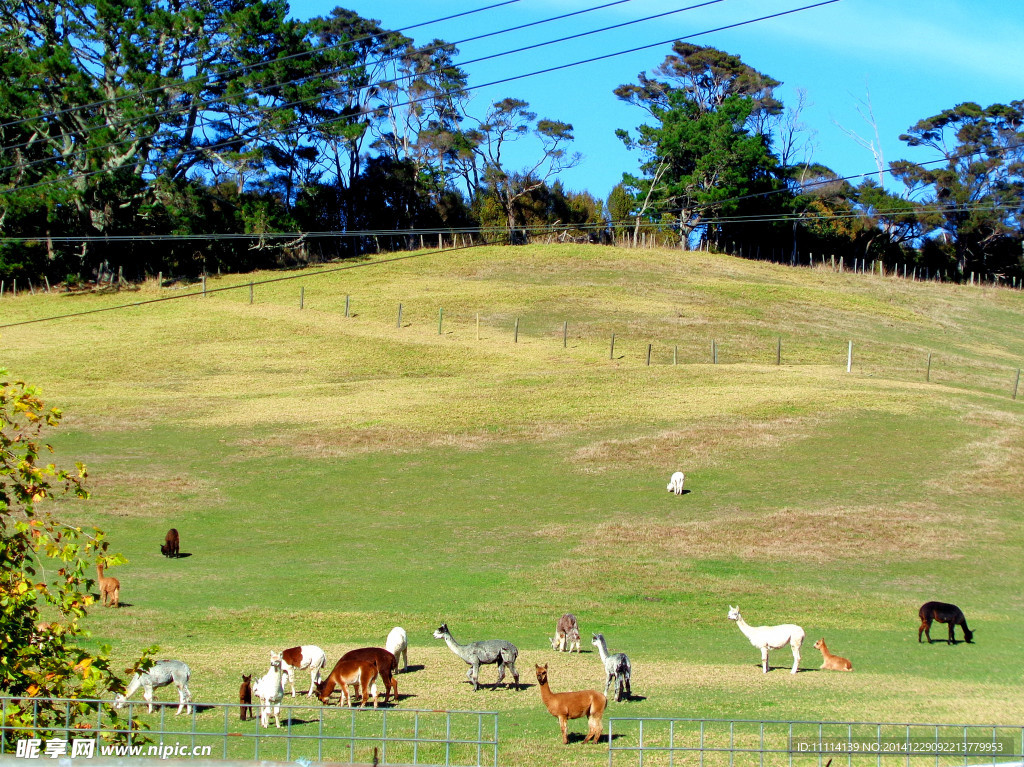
[386,627,409,672]
[279,645,327,697]
[727,605,804,674]
[114,660,193,715]
[667,472,685,495]
[254,652,285,728]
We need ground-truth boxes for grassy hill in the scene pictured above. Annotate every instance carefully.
[3,244,1023,765]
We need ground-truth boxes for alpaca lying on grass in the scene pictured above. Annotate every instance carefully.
[535,664,605,745]
[813,638,853,671]
[728,605,804,674]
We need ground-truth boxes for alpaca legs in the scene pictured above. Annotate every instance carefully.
[760,648,770,673]
[558,716,568,745]
[790,647,801,674]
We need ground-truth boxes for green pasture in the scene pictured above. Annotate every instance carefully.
[3,245,1023,766]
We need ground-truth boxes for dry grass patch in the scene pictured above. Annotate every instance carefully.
[946,407,1024,496]
[570,415,822,474]
[565,502,972,563]
[64,469,225,518]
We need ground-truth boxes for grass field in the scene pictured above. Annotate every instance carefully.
[3,244,1024,766]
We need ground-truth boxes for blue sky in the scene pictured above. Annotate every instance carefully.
[286,0,1024,201]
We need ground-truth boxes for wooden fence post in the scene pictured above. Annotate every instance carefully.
[847,341,853,373]
[397,302,402,328]
[344,294,350,317]
[777,337,781,365]
[1014,368,1020,400]
[563,321,567,348]
[438,308,443,335]
[646,343,652,366]
[300,286,304,309]
[926,352,932,382]
[514,317,519,343]
[610,333,615,360]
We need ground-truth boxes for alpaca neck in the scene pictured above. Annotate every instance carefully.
[735,615,755,639]
[594,637,610,663]
[97,563,104,579]
[818,642,830,657]
[442,633,470,661]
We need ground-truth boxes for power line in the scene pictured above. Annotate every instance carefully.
[0,241,491,330]
[0,0,838,198]
[0,0,524,135]
[2,0,715,175]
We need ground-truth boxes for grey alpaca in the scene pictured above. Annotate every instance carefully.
[592,633,631,702]
[433,623,520,691]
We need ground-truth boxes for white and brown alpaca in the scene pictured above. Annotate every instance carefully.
[96,562,120,608]
[535,664,606,745]
[728,605,804,674]
[254,652,285,728]
[279,645,327,697]
[315,658,380,708]
[550,614,581,653]
[813,638,853,671]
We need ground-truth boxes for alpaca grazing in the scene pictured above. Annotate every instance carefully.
[114,660,192,714]
[667,471,686,495]
[535,664,606,745]
[96,562,120,608]
[918,601,974,644]
[239,674,253,721]
[279,645,327,697]
[813,638,853,671]
[386,627,409,672]
[160,528,179,558]
[253,652,285,728]
[434,623,520,691]
[337,647,399,704]
[728,605,804,674]
[315,658,380,708]
[550,614,581,653]
[591,633,631,702]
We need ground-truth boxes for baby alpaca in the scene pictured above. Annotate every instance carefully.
[667,471,685,495]
[96,562,120,608]
[239,674,253,720]
[535,664,605,745]
[813,638,853,671]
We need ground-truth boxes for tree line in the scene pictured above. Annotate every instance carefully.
[1,0,1022,285]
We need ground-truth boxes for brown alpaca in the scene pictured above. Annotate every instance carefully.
[315,658,379,708]
[813,638,853,671]
[96,563,120,608]
[535,664,606,745]
[160,528,180,558]
[337,647,398,704]
[239,674,253,721]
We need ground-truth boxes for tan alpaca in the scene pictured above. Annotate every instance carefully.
[813,638,852,671]
[96,562,120,607]
[535,664,606,745]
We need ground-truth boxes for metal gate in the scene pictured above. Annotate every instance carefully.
[607,718,1024,767]
[0,697,498,767]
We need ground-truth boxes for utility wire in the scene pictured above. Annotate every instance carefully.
[0,0,523,134]
[2,0,718,171]
[0,241,492,330]
[0,0,838,198]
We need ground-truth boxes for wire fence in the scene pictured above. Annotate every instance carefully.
[0,697,498,767]
[607,718,1024,767]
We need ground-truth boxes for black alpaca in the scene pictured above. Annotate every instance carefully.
[918,601,973,644]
